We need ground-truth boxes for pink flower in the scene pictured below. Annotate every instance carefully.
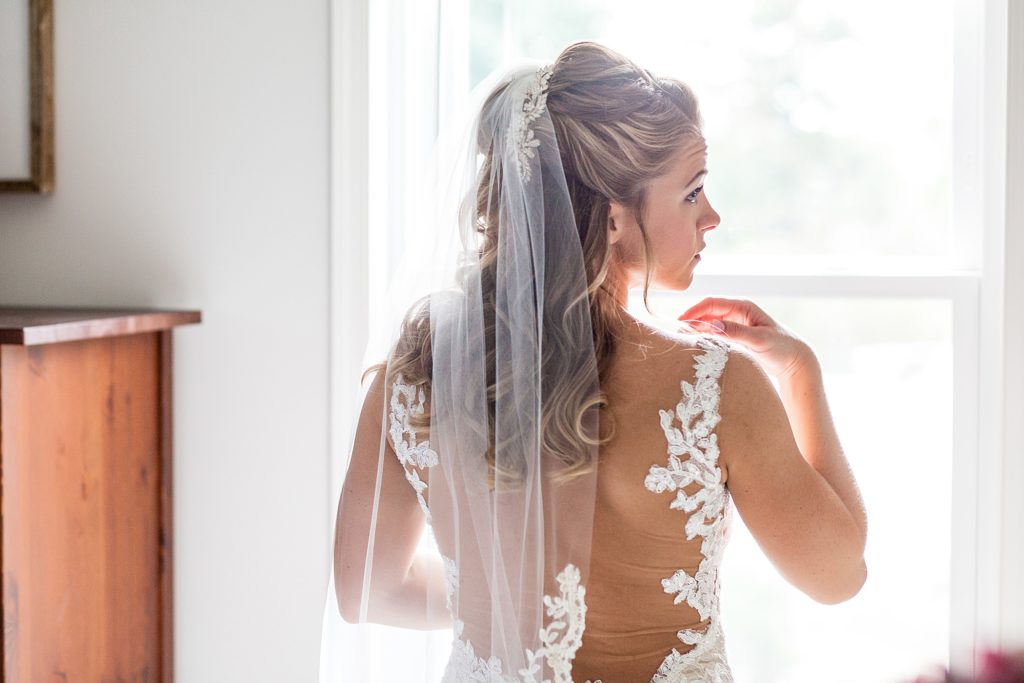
[914,648,1024,683]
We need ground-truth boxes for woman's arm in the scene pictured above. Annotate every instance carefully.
[333,370,451,630]
[777,348,868,554]
[720,345,867,604]
[361,552,452,630]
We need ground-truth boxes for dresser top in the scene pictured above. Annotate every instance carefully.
[0,306,201,345]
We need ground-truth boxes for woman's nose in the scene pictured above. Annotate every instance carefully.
[703,196,721,230]
[702,207,720,231]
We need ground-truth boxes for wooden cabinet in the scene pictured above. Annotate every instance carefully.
[0,307,200,682]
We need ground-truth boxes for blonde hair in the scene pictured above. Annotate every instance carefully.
[374,41,704,486]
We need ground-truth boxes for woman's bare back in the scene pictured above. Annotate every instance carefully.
[575,322,735,682]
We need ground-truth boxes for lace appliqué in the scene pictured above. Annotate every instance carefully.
[442,563,595,683]
[520,564,587,683]
[389,376,597,681]
[510,66,553,183]
[651,619,732,683]
[447,619,507,682]
[389,374,439,522]
[644,336,734,683]
[443,555,459,612]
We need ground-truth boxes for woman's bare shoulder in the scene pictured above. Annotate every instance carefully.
[604,318,733,399]
[614,318,730,365]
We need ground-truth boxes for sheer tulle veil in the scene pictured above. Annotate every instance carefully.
[319,60,603,682]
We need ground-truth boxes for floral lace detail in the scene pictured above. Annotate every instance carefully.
[510,66,553,183]
[644,336,734,683]
[444,555,459,612]
[446,618,507,682]
[520,564,587,683]
[389,374,439,522]
[442,564,594,683]
[651,620,732,683]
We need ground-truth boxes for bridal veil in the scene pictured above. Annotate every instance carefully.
[319,61,603,682]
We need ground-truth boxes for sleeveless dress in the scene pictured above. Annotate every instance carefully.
[387,335,734,683]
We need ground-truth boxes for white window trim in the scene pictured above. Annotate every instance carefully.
[994,0,1024,654]
[328,0,371,512]
[327,0,1024,676]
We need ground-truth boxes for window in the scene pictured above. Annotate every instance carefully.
[329,1,1013,680]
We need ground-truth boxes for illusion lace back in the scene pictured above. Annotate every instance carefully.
[387,334,734,682]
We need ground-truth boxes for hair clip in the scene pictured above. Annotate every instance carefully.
[510,65,554,183]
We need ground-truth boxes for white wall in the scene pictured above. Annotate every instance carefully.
[0,1,330,680]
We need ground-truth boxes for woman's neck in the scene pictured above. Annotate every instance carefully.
[604,264,632,309]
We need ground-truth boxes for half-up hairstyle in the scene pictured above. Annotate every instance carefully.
[374,41,705,487]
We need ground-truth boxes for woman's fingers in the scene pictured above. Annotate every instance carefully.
[679,297,764,327]
[678,297,781,350]
[682,317,719,331]
[678,297,814,379]
[700,316,769,347]
[678,296,749,323]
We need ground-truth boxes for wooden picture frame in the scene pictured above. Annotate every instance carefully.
[0,0,53,193]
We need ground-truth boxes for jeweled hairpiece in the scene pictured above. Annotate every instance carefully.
[510,65,554,183]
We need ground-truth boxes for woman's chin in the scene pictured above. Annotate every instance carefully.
[631,268,696,294]
[670,269,697,290]
[651,277,693,293]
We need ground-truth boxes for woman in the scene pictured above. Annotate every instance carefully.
[326,41,868,682]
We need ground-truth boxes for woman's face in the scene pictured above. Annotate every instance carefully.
[608,138,720,292]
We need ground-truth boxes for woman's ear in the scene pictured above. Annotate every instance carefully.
[607,200,628,246]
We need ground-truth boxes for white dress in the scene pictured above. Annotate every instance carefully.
[388,336,734,683]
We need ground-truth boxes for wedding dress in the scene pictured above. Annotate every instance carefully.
[388,335,734,683]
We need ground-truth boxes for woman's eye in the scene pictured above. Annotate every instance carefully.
[685,185,704,204]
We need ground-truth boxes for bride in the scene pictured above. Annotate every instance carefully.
[323,41,868,682]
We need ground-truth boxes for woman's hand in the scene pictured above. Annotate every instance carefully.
[678,296,816,380]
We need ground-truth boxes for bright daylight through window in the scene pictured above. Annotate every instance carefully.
[352,0,963,681]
